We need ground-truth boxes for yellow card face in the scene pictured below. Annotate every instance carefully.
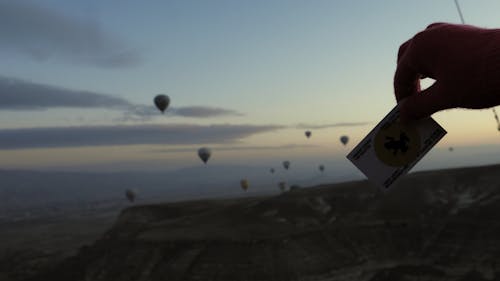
[347,104,447,189]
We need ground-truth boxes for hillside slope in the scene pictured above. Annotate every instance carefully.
[30,164,500,281]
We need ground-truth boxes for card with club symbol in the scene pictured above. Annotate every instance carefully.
[347,104,447,189]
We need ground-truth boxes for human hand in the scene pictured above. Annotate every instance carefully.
[394,23,500,121]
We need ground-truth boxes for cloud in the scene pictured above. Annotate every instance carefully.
[0,2,140,67]
[173,106,244,118]
[122,105,244,121]
[0,76,243,119]
[152,144,319,153]
[0,76,130,110]
[120,105,158,121]
[0,124,284,149]
[295,122,370,129]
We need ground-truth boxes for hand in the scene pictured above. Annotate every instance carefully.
[394,23,500,121]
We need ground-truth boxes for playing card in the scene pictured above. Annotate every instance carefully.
[347,105,447,189]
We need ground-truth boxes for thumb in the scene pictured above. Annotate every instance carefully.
[399,82,451,122]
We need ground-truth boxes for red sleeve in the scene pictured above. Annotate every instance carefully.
[481,29,500,105]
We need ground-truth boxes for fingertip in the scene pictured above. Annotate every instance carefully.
[397,40,411,63]
[394,63,419,102]
[397,98,415,125]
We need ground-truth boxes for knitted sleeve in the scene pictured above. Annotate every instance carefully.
[480,29,500,106]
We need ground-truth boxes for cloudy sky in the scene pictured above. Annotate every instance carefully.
[1,0,500,172]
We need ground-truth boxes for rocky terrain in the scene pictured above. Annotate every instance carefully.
[6,164,500,281]
[0,202,120,281]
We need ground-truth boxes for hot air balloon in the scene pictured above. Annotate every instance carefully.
[125,189,136,203]
[270,168,275,174]
[319,165,325,172]
[240,179,249,191]
[282,161,290,170]
[278,181,286,192]
[198,147,211,164]
[154,94,170,113]
[305,131,311,138]
[448,147,454,152]
[340,135,349,146]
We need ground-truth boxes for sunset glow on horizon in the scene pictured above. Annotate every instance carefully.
[1,1,500,173]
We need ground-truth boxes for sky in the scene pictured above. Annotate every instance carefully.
[1,0,500,175]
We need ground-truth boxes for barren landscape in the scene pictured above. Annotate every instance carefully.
[3,164,500,281]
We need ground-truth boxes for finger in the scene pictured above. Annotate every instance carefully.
[394,31,437,102]
[398,22,449,62]
[399,82,451,122]
[394,59,420,102]
[394,24,446,103]
[397,39,411,63]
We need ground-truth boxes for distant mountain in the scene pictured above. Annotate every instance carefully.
[0,165,356,212]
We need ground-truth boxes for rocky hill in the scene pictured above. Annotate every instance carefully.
[28,164,500,281]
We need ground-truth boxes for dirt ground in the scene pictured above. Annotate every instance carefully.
[4,164,500,281]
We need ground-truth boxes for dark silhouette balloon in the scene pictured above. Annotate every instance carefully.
[125,189,136,203]
[305,131,311,138]
[154,94,170,113]
[198,147,211,164]
[283,160,290,170]
[340,135,349,146]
